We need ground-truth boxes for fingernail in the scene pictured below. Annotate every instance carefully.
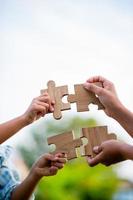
[93,146,99,152]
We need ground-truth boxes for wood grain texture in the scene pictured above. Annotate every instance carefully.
[47,131,83,160]
[47,126,117,160]
[41,80,71,119]
[68,82,104,112]
[81,126,117,157]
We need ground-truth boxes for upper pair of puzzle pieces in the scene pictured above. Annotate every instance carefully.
[41,80,104,119]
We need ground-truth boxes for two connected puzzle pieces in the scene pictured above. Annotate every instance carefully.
[47,126,116,160]
[41,80,104,120]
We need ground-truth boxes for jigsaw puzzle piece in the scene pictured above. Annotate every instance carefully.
[81,126,117,157]
[41,80,71,120]
[47,131,82,160]
[68,82,104,112]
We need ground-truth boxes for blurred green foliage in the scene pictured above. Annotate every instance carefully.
[17,115,119,200]
[36,159,118,200]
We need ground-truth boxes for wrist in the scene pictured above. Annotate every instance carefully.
[20,113,34,126]
[14,115,30,127]
[28,169,41,184]
[29,166,45,183]
[112,103,133,135]
[110,101,126,120]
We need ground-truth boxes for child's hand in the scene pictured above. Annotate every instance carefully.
[83,76,122,118]
[22,93,54,125]
[30,153,67,181]
[87,140,129,167]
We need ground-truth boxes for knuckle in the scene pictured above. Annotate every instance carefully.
[32,103,37,109]
[89,84,94,90]
[109,81,114,87]
[97,88,103,95]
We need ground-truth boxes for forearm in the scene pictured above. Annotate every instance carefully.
[11,174,40,200]
[112,103,133,137]
[0,115,28,144]
[121,144,133,160]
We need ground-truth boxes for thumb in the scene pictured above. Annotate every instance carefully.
[83,82,102,96]
[87,153,103,167]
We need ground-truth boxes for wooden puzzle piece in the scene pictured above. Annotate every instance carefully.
[41,80,71,120]
[47,131,83,160]
[67,82,104,112]
[81,126,117,157]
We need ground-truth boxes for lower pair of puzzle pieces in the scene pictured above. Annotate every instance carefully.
[47,126,117,160]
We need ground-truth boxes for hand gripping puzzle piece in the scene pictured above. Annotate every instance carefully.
[41,80,71,120]
[47,126,117,160]
[47,131,83,160]
[81,126,117,157]
[67,83,104,112]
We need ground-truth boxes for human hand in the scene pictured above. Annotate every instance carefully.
[30,153,67,180]
[22,92,54,125]
[87,140,129,167]
[84,76,123,118]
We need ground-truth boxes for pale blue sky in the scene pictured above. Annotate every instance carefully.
[0,0,133,180]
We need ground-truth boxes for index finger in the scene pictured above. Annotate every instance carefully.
[86,76,107,83]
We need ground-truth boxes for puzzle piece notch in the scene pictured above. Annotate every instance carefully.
[41,80,71,120]
[47,131,83,160]
[81,126,117,157]
[68,82,104,112]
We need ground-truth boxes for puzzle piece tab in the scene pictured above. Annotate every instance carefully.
[81,126,117,157]
[68,83,104,112]
[47,131,82,160]
[41,80,71,120]
[47,126,117,160]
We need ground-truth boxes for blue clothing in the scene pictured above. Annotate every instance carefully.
[0,145,34,200]
[0,145,20,200]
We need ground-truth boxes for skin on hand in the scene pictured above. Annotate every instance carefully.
[22,92,55,125]
[10,153,66,200]
[30,153,67,181]
[87,140,130,167]
[83,76,123,118]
